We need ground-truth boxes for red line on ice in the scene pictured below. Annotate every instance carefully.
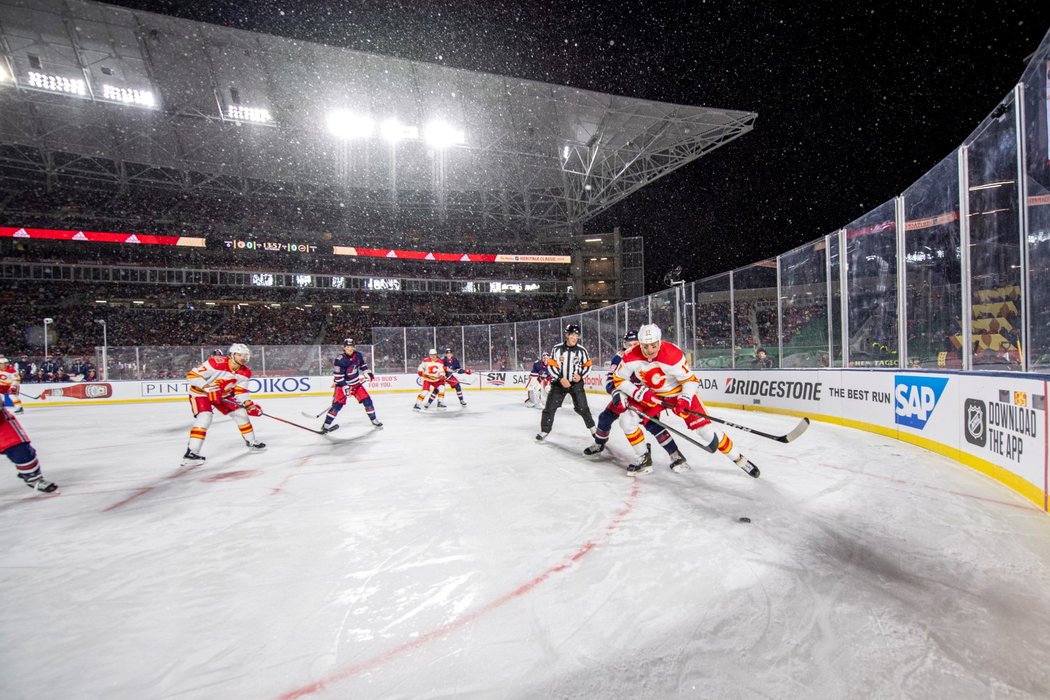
[101,464,200,512]
[275,480,641,700]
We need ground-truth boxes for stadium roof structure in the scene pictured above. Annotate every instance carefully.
[0,0,756,238]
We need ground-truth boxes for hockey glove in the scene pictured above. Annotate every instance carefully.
[7,384,18,395]
[367,372,375,382]
[675,396,695,415]
[610,390,630,411]
[631,384,658,406]
[242,400,263,417]
[465,369,473,374]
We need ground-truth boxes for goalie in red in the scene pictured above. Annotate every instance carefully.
[182,343,266,466]
[0,362,56,492]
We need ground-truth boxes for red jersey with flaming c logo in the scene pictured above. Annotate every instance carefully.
[186,356,253,399]
[417,357,445,382]
[612,340,698,401]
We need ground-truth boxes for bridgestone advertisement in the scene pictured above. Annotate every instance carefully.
[15,369,1049,510]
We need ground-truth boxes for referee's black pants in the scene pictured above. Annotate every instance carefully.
[540,380,595,434]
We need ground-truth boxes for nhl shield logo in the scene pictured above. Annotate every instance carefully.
[964,398,986,447]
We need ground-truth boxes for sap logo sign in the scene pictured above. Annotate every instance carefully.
[894,375,949,429]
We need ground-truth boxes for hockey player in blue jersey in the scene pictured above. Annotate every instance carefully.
[525,352,551,408]
[583,330,688,471]
[438,348,472,407]
[320,338,383,434]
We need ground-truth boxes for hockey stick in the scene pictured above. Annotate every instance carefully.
[626,406,760,478]
[16,389,42,400]
[301,407,329,419]
[260,411,327,435]
[627,407,716,453]
[658,399,809,443]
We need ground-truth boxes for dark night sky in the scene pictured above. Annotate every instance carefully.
[106,0,1050,291]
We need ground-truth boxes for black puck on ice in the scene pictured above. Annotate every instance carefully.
[737,516,751,523]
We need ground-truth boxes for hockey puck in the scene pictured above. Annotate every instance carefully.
[737,516,751,523]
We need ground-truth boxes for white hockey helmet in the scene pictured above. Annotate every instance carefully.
[228,343,251,362]
[428,348,438,356]
[637,324,662,345]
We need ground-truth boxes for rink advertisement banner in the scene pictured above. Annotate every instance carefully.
[16,370,1048,508]
[18,373,523,406]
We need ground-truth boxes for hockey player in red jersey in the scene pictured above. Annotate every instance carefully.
[182,343,266,466]
[611,324,759,477]
[414,349,446,410]
[0,355,24,414]
[0,363,56,492]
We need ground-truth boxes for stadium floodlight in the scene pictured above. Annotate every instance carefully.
[380,118,418,143]
[227,105,272,123]
[101,84,155,107]
[424,120,465,149]
[0,63,8,82]
[27,71,86,95]
[326,109,373,139]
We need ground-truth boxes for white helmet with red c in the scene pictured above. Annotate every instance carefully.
[637,324,662,345]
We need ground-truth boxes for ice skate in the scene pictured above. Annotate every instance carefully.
[320,424,340,434]
[23,475,57,493]
[459,399,467,407]
[182,449,206,467]
[370,419,384,428]
[583,443,605,456]
[734,454,760,479]
[245,441,267,452]
[413,404,422,411]
[437,401,447,409]
[535,431,548,441]
[12,407,23,414]
[669,451,690,473]
[626,445,653,476]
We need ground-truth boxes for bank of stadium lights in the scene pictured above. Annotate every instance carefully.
[327,109,374,140]
[27,71,86,95]
[380,118,418,143]
[424,120,465,149]
[101,84,155,107]
[325,110,464,147]
[227,105,272,123]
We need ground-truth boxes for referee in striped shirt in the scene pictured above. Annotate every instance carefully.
[536,324,596,440]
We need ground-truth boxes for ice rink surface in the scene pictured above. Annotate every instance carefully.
[2,389,1049,699]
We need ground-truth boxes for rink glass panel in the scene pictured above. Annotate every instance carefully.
[829,231,844,366]
[372,328,406,374]
[580,309,602,363]
[693,273,733,368]
[514,320,541,368]
[779,240,831,368]
[405,328,438,369]
[435,326,464,362]
[1023,53,1050,369]
[844,200,899,368]
[965,93,1023,371]
[732,261,778,368]
[903,152,963,369]
[539,318,563,355]
[649,288,680,349]
[462,325,492,371]
[490,323,516,371]
[597,303,623,363]
[625,295,649,331]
